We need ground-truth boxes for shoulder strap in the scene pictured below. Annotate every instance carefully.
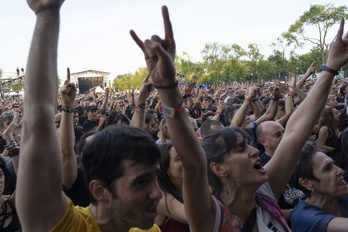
[241,207,256,232]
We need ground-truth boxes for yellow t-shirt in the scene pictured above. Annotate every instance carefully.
[50,199,161,232]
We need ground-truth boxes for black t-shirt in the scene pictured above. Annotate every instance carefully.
[3,157,17,195]
[79,116,87,126]
[74,125,85,143]
[259,151,304,211]
[62,168,90,207]
[83,119,99,132]
[0,138,7,153]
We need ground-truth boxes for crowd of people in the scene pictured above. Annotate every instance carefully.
[1,1,348,232]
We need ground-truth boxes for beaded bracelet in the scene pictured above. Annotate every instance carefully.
[136,104,147,110]
[62,105,74,113]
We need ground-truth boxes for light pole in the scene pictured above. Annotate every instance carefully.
[296,67,299,77]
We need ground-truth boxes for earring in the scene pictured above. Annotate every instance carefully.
[226,183,229,195]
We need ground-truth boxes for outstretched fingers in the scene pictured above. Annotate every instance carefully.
[67,67,70,82]
[336,18,345,44]
[162,6,174,43]
[130,30,146,52]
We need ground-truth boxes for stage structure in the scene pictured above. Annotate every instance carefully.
[0,75,25,99]
[70,70,110,94]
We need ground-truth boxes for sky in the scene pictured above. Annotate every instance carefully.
[0,0,346,81]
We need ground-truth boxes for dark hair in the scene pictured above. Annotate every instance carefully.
[114,114,130,125]
[319,106,338,136]
[76,130,98,156]
[145,113,155,124]
[200,119,223,138]
[147,109,158,118]
[82,125,160,204]
[106,111,119,126]
[340,84,348,95]
[338,107,348,131]
[158,143,183,203]
[290,142,320,198]
[202,126,250,195]
[278,99,285,107]
[202,113,215,123]
[0,158,9,187]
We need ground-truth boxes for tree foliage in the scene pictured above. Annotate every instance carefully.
[107,4,348,90]
[288,4,348,64]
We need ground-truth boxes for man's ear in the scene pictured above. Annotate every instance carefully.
[299,177,314,192]
[258,138,266,146]
[89,180,111,203]
[210,162,228,177]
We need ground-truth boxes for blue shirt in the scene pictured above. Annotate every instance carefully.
[246,121,258,148]
[290,197,348,232]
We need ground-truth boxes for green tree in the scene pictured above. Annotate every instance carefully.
[201,42,232,85]
[288,4,348,64]
[246,44,264,83]
[222,44,247,82]
[113,73,133,91]
[12,82,24,95]
[175,52,205,83]
[268,50,287,78]
[296,46,322,74]
[132,67,148,89]
[270,31,303,77]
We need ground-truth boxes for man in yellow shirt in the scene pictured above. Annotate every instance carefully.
[16,0,162,232]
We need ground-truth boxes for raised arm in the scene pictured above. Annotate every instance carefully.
[130,6,216,231]
[60,68,78,189]
[296,62,317,89]
[266,19,348,200]
[100,88,109,114]
[273,80,294,127]
[254,86,280,125]
[289,72,307,101]
[2,112,21,173]
[16,1,68,231]
[157,192,188,224]
[212,100,225,121]
[230,86,258,127]
[130,74,154,129]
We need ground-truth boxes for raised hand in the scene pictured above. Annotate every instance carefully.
[130,6,176,87]
[247,86,259,99]
[60,68,77,107]
[27,0,65,15]
[289,74,297,89]
[273,79,290,95]
[304,62,317,77]
[216,101,225,115]
[326,18,348,70]
[138,74,154,104]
